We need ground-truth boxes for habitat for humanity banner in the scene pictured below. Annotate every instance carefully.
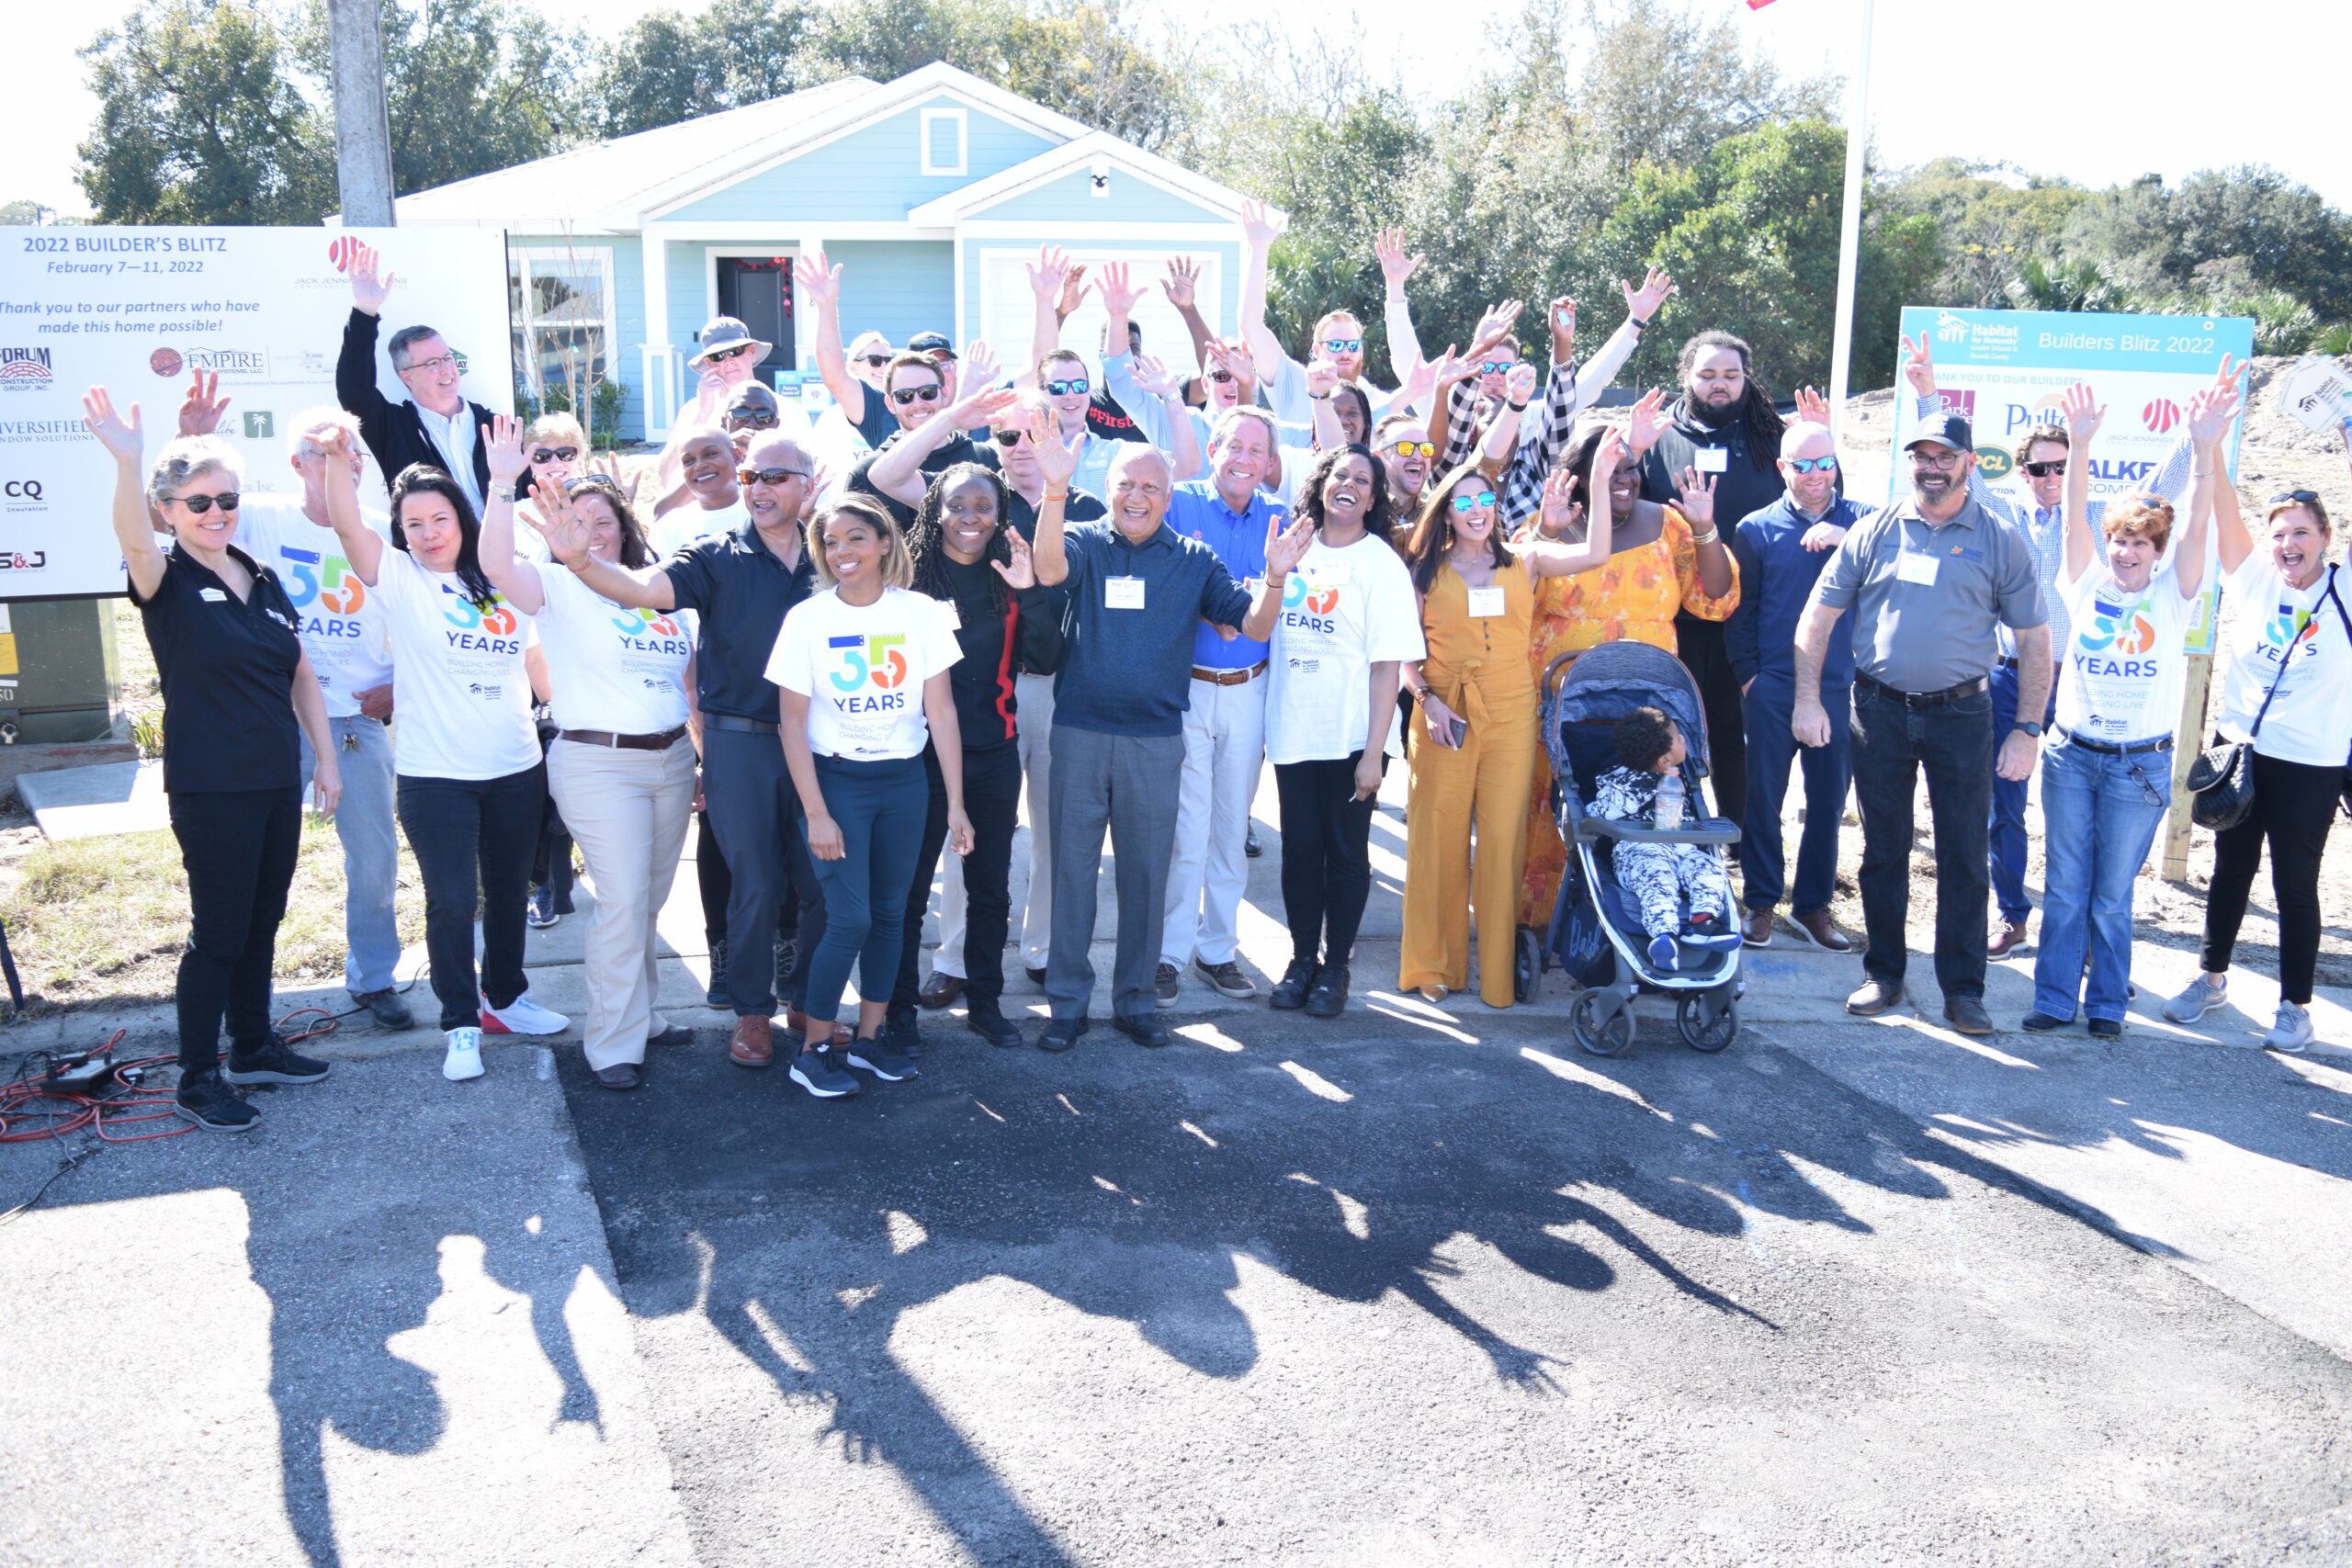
[0,227,513,599]
[1893,305,2255,649]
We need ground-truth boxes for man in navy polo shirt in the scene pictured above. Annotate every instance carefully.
[1725,420,1863,953]
[1030,434,1308,1050]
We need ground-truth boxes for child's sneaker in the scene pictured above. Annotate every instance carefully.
[1646,933,1679,971]
[1684,911,1745,953]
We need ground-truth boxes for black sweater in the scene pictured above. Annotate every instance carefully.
[935,554,1064,750]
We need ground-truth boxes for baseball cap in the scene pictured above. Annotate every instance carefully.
[1903,411,1973,453]
[907,331,955,359]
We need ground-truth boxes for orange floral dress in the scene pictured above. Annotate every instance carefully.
[1514,506,1740,928]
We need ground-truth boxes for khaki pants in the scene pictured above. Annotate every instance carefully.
[1398,690,1535,1008]
[548,735,697,1068]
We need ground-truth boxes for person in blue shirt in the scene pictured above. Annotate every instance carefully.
[1029,423,1308,1051]
[1724,420,1862,953]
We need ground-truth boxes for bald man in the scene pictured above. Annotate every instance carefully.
[1724,421,1864,953]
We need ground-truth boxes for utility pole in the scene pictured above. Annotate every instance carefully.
[326,0,397,227]
[1826,0,1874,448]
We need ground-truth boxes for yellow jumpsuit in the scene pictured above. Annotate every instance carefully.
[1400,563,1540,1008]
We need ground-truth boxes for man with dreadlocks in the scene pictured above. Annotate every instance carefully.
[1637,330,1789,837]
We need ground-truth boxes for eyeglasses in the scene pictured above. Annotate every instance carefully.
[1046,378,1091,397]
[1323,338,1363,354]
[703,344,756,364]
[1784,455,1838,474]
[736,467,812,486]
[1479,362,1515,376]
[2271,490,2322,505]
[401,353,467,376]
[724,409,780,429]
[1206,368,1236,384]
[171,491,241,513]
[856,354,891,368]
[1386,441,1435,459]
[1449,491,1498,513]
[890,385,944,405]
[2021,459,2067,478]
[990,428,1025,446]
[1907,450,1963,470]
[531,446,579,465]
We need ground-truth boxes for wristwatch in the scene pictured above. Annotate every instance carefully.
[2014,720,2044,739]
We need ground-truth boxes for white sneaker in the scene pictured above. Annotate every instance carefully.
[2262,1002,2313,1054]
[2162,975,2225,1024]
[443,1026,485,1081]
[481,993,570,1035]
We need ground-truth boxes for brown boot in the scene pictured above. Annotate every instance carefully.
[729,1014,774,1067]
[1741,908,1775,948]
[918,970,966,1009]
[1987,918,2029,958]
[1791,908,1853,953]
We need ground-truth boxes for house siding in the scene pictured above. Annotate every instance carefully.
[823,241,956,367]
[662,96,1060,224]
[972,168,1231,226]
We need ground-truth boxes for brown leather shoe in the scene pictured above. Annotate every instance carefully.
[729,1014,775,1067]
[1740,908,1775,948]
[1846,977,1905,1016]
[918,970,965,1010]
[1987,919,2029,958]
[1791,908,1852,953]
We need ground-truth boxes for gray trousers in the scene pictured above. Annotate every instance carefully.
[1046,724,1184,1021]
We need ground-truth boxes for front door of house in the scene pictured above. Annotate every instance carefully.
[715,257,794,385]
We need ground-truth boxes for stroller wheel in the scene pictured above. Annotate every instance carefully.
[1571,989,1635,1056]
[1514,927,1543,1004]
[1677,991,1739,1054]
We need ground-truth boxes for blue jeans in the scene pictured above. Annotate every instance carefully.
[1741,676,1850,915]
[1850,680,1995,998]
[1988,662,2055,924]
[802,754,927,1027]
[299,715,401,995]
[2031,736,2171,1023]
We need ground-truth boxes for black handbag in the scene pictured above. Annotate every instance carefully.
[2189,565,2340,831]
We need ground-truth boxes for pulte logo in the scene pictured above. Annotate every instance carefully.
[0,348,53,389]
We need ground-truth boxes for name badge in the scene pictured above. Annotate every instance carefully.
[1895,552,1939,587]
[199,588,228,603]
[937,597,962,633]
[1106,576,1147,610]
[1466,586,1506,618]
[1693,446,1729,474]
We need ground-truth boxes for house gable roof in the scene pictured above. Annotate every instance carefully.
[904,131,1261,228]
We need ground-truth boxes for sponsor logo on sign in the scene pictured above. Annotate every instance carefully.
[2142,398,2181,434]
[2,479,43,502]
[328,236,362,272]
[187,348,267,376]
[1930,389,1975,419]
[1974,446,2014,480]
[242,412,276,439]
[0,349,53,389]
[0,551,50,571]
[150,347,184,378]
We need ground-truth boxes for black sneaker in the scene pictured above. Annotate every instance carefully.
[527,884,560,929]
[882,1009,923,1058]
[2020,1010,2070,1032]
[351,987,413,1030]
[1245,824,1262,858]
[222,1035,332,1085]
[788,1045,862,1099]
[1304,964,1350,1018]
[1112,1012,1172,1047]
[175,1068,258,1132]
[1155,962,1181,1009]
[847,1037,920,1081]
[773,936,797,1003]
[1270,959,1317,1010]
[1038,1017,1089,1053]
[704,937,729,1008]
[966,1006,1024,1047]
[2087,1017,2123,1038]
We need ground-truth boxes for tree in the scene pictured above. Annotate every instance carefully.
[2004,254,2130,314]
[2058,165,2352,324]
[590,0,820,139]
[1875,160,2091,310]
[77,0,335,225]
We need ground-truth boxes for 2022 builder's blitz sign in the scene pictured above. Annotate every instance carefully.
[0,227,512,599]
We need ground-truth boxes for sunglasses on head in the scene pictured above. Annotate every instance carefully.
[1323,338,1363,354]
[736,466,811,486]
[2271,489,2322,505]
[703,344,756,363]
[990,428,1025,446]
[531,446,579,465]
[724,409,780,428]
[856,354,891,367]
[1784,455,1838,474]
[890,385,944,405]
[2021,458,2066,478]
[1449,491,1498,513]
[1386,440,1435,459]
[1046,378,1090,397]
[172,491,241,513]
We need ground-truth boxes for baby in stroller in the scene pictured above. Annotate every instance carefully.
[1589,706,1747,971]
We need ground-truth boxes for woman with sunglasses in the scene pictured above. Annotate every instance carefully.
[1397,456,1618,1007]
[478,471,699,1089]
[2021,383,2229,1040]
[83,389,342,1132]
[321,418,571,1083]
[2165,435,2352,1055]
[1514,399,1739,931]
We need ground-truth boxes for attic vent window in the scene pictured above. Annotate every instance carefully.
[1090,160,1110,197]
[921,108,967,177]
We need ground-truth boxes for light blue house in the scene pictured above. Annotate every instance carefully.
[394,62,1255,442]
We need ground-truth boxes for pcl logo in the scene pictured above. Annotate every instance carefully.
[2143,398,2181,434]
[0,348,53,389]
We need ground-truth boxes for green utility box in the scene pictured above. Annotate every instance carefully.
[0,600,119,744]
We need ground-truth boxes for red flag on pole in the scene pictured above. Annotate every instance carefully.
[1747,0,1777,9]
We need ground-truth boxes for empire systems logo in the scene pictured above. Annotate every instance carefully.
[187,348,268,376]
[0,349,53,391]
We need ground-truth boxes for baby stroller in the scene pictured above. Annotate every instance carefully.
[1536,639,1744,1056]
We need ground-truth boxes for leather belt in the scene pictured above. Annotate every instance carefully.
[1857,673,1989,708]
[2060,727,2173,757]
[558,724,688,751]
[1192,660,1269,686]
[702,715,779,736]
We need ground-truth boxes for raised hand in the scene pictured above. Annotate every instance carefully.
[1374,226,1425,288]
[1160,255,1200,310]
[485,413,529,486]
[1622,266,1675,322]
[1095,260,1145,317]
[792,252,841,310]
[2212,353,2243,396]
[1592,425,1632,494]
[524,480,591,563]
[1028,406,1080,490]
[1304,358,1341,400]
[1627,387,1668,454]
[1471,299,1524,359]
[1055,264,1090,320]
[176,368,231,437]
[1537,468,1583,538]
[1901,333,1936,398]
[955,385,1022,430]
[80,386,142,465]
[1265,513,1316,577]
[2186,382,2240,445]
[308,418,356,465]
[993,525,1036,590]
[1396,351,1438,407]
[1504,363,1539,406]
[1026,245,1073,303]
[1430,344,1474,388]
[2057,382,2104,439]
[1239,197,1284,250]
[1675,468,1717,528]
[1130,351,1182,399]
[956,339,1001,393]
[1547,296,1577,363]
[1793,385,1832,426]
[350,242,392,316]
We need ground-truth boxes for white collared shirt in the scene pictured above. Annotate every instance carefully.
[416,400,483,515]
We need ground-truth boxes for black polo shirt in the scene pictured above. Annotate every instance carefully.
[847,433,999,531]
[130,544,302,794]
[660,523,819,722]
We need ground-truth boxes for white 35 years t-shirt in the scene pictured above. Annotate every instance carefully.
[2054,561,2194,746]
[232,493,393,719]
[529,563,695,735]
[2217,557,2352,767]
[373,548,542,780]
[1266,534,1427,766]
[766,586,961,761]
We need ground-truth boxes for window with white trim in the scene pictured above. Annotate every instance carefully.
[921,107,968,177]
[508,247,617,410]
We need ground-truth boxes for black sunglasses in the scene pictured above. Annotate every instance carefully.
[2021,459,2066,478]
[990,428,1025,446]
[702,343,756,363]
[724,409,780,428]
[173,491,241,513]
[891,385,944,405]
[856,354,891,367]
[531,446,579,464]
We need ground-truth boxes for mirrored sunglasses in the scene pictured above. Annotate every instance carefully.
[1387,441,1435,459]
[1046,378,1091,397]
[1323,338,1363,354]
[1448,491,1497,513]
[736,467,812,486]
[1784,455,1838,475]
